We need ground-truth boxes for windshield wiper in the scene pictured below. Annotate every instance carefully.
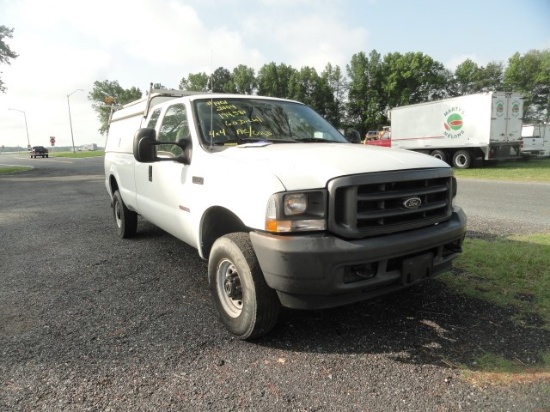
[210,138,274,146]
[294,138,339,143]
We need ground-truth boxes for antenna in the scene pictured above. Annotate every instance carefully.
[209,49,214,148]
[210,49,214,94]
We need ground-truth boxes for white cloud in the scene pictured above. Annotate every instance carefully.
[269,14,368,71]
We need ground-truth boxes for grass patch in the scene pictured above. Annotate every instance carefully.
[51,150,104,158]
[441,234,550,328]
[461,351,550,386]
[454,157,550,182]
[440,232,550,381]
[0,166,32,174]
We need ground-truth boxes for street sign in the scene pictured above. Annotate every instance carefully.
[50,136,55,146]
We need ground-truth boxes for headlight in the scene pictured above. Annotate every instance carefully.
[284,193,307,215]
[266,190,327,233]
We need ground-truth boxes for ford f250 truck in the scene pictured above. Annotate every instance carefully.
[104,85,467,339]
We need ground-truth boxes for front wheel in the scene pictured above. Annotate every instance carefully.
[208,233,280,340]
[452,150,473,169]
[112,190,137,238]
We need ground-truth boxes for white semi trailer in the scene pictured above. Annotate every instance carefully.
[389,92,524,168]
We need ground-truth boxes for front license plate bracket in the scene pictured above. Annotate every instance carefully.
[401,253,433,285]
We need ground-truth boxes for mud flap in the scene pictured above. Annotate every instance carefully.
[401,253,433,285]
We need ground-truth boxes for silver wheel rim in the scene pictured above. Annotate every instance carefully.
[114,199,122,228]
[216,258,243,318]
[456,154,467,167]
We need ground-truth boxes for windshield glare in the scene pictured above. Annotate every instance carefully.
[193,98,347,145]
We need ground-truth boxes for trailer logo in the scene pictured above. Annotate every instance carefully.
[444,113,463,131]
[496,100,505,117]
[443,107,465,138]
[511,100,520,117]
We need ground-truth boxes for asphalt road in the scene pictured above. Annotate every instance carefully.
[1,154,549,411]
[455,177,550,236]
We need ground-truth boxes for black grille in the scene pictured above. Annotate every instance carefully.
[329,169,454,239]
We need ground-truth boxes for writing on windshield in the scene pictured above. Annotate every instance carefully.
[195,98,345,145]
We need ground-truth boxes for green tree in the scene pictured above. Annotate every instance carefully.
[454,59,481,95]
[504,49,550,122]
[347,50,386,135]
[321,63,347,127]
[179,72,209,92]
[288,66,335,122]
[0,26,19,93]
[453,59,504,95]
[383,51,448,107]
[228,64,256,94]
[208,67,232,93]
[88,80,142,134]
[257,62,297,98]
[477,61,504,92]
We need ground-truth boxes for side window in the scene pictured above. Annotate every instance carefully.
[146,108,162,129]
[157,104,188,157]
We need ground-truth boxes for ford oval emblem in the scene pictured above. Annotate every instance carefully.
[403,197,422,209]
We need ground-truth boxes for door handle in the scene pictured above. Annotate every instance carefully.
[149,165,152,182]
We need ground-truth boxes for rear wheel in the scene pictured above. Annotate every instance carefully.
[430,149,447,163]
[112,190,137,238]
[452,150,473,169]
[208,233,280,340]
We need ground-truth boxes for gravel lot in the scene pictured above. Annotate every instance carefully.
[1,159,549,411]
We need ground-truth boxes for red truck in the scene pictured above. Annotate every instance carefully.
[30,146,49,158]
[364,127,391,147]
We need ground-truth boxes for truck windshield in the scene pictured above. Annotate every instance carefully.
[193,98,347,145]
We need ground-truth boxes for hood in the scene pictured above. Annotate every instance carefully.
[217,143,449,191]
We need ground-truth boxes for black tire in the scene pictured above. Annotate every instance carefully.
[208,232,280,340]
[452,150,473,169]
[430,149,447,163]
[112,190,137,238]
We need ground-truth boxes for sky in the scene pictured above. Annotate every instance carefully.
[0,0,549,150]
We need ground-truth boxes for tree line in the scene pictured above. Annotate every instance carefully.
[87,48,549,136]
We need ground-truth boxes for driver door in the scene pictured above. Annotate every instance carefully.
[134,102,196,245]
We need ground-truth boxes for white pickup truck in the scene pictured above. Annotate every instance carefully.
[521,124,545,157]
[104,86,467,339]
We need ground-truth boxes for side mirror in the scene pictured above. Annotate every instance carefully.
[133,128,190,164]
[133,128,157,162]
[347,130,362,144]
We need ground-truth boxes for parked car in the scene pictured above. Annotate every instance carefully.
[30,146,49,158]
